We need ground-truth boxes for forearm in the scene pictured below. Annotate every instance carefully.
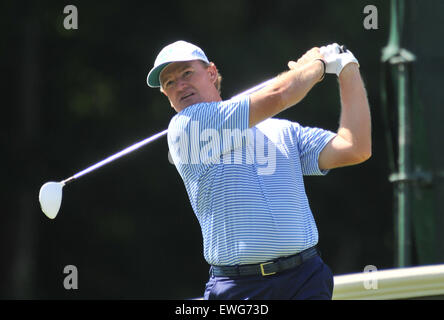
[249,60,323,127]
[337,64,372,159]
[279,60,324,107]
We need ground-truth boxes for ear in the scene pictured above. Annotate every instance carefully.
[207,62,218,83]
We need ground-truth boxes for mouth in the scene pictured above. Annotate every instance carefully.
[180,92,195,101]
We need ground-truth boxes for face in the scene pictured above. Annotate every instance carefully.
[159,60,221,112]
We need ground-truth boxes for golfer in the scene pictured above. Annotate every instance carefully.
[147,40,371,299]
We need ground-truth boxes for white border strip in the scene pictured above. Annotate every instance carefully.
[332,264,444,300]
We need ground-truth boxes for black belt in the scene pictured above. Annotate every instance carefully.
[210,246,319,277]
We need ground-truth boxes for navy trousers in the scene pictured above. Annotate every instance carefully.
[204,255,334,300]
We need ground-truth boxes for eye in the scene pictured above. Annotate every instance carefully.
[183,69,193,78]
[164,79,174,89]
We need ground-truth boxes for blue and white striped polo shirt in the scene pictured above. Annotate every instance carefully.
[167,96,336,266]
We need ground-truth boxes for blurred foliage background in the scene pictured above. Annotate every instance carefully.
[2,0,434,299]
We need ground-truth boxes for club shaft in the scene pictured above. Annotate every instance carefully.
[62,129,168,184]
[62,77,276,185]
[230,78,276,100]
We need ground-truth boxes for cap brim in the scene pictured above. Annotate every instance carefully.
[147,62,171,88]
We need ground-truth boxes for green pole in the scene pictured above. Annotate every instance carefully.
[382,0,416,267]
[396,61,411,267]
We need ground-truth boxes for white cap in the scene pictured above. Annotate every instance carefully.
[147,40,210,88]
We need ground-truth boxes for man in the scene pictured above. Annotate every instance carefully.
[147,40,371,299]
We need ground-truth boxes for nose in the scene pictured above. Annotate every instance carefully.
[176,77,189,90]
[175,80,191,99]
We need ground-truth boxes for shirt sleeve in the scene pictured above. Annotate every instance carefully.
[291,123,337,176]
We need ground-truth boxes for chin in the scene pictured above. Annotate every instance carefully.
[173,103,188,113]
[178,101,197,111]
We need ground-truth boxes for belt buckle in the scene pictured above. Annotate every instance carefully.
[260,261,276,276]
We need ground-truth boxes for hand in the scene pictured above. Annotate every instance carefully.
[288,47,322,70]
[320,43,359,76]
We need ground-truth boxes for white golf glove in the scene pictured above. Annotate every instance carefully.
[320,43,359,76]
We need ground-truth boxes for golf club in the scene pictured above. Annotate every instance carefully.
[38,77,276,219]
[39,45,347,219]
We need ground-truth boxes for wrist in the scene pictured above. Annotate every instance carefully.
[315,59,326,82]
[338,63,359,79]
